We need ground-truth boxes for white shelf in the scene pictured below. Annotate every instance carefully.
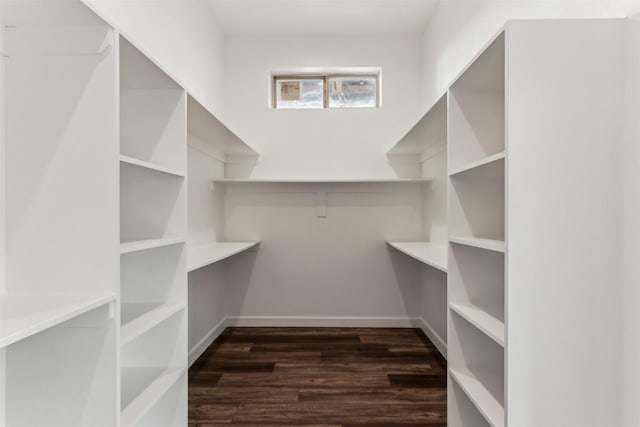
[449,236,505,253]
[120,155,185,178]
[387,93,447,157]
[386,241,448,272]
[450,367,505,427]
[120,303,186,346]
[120,237,185,255]
[449,151,505,177]
[450,302,504,346]
[121,366,186,427]
[214,178,432,183]
[0,293,115,348]
[187,94,258,158]
[187,241,260,272]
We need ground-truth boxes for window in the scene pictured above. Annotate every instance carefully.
[273,73,379,109]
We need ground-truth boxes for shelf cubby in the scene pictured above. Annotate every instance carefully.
[449,370,501,427]
[448,313,504,426]
[120,37,186,174]
[120,161,186,243]
[449,156,504,243]
[448,33,505,172]
[121,244,186,307]
[120,310,186,417]
[3,302,117,427]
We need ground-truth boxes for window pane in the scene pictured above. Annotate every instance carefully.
[275,78,324,109]
[328,76,377,108]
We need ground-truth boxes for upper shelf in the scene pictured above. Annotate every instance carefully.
[0,293,115,348]
[449,152,505,177]
[213,178,432,184]
[187,241,260,272]
[450,236,505,253]
[386,241,448,272]
[387,93,447,159]
[187,94,258,160]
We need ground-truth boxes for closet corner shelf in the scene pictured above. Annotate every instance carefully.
[386,241,448,272]
[449,367,505,427]
[120,303,186,346]
[449,151,505,176]
[213,178,432,184]
[449,302,504,346]
[449,236,505,253]
[121,366,186,427]
[187,241,260,272]
[120,155,186,178]
[0,293,116,349]
[120,237,185,255]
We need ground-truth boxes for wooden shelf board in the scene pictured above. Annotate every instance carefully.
[121,366,186,427]
[187,241,260,272]
[386,241,447,272]
[0,293,115,348]
[119,155,185,178]
[120,303,186,346]
[450,302,504,346]
[214,178,432,184]
[449,236,505,253]
[120,237,185,255]
[450,367,505,427]
[449,151,505,177]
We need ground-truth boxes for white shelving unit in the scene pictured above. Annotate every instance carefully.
[446,20,630,427]
[119,35,187,427]
[0,2,119,426]
[187,241,260,272]
[447,30,505,427]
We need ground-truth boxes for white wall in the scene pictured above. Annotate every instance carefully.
[624,16,640,427]
[421,0,640,110]
[223,34,423,179]
[83,0,226,117]
[223,182,424,325]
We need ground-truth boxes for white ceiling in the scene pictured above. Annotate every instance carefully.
[207,0,439,36]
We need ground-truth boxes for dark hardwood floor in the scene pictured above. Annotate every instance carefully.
[188,327,447,426]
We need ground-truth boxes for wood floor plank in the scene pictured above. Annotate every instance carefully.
[188,327,447,425]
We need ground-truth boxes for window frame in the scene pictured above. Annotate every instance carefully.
[272,73,379,109]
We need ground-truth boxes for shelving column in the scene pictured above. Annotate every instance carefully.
[119,36,188,427]
[0,2,119,426]
[447,32,506,427]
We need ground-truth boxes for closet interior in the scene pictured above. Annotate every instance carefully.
[0,1,638,427]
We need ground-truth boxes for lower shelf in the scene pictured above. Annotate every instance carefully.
[449,368,504,427]
[0,293,115,348]
[187,241,260,272]
[449,303,504,346]
[386,240,448,272]
[121,366,186,427]
[121,303,186,346]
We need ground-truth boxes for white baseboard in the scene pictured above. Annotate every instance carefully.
[188,316,229,367]
[188,316,446,365]
[225,316,418,328]
[415,317,447,359]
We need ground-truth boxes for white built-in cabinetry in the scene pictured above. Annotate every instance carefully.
[118,36,188,427]
[447,20,630,427]
[0,3,118,426]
